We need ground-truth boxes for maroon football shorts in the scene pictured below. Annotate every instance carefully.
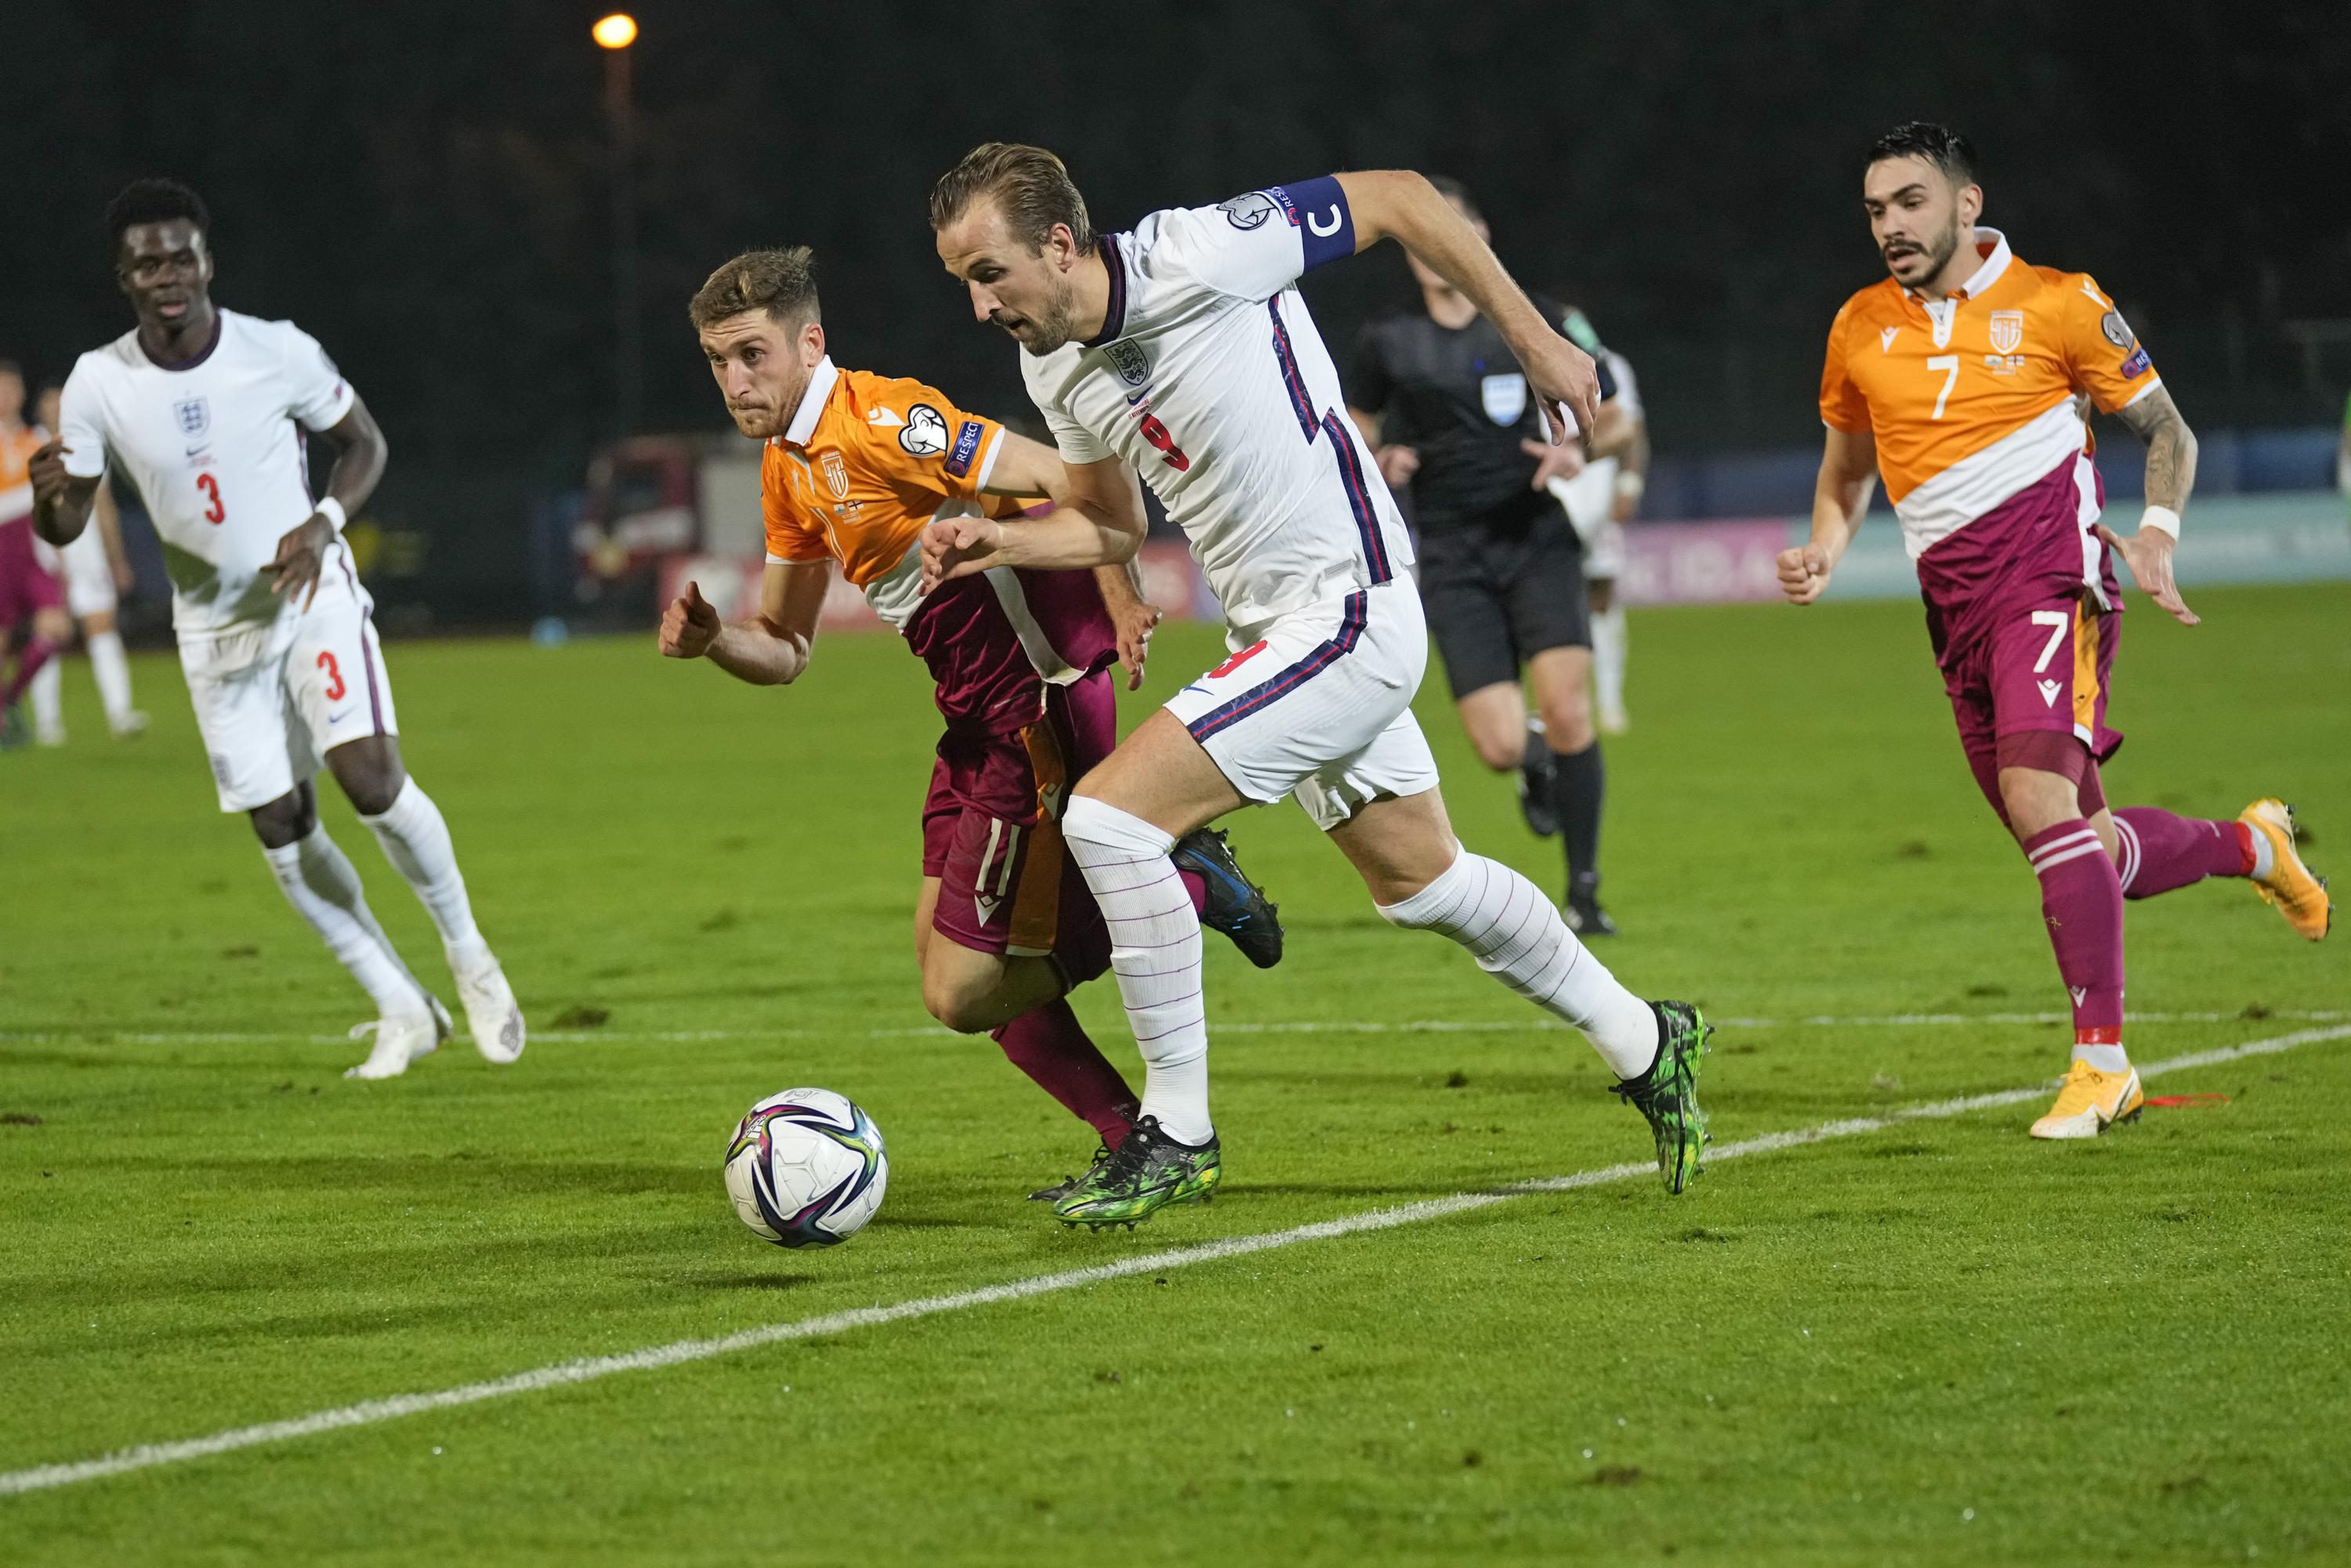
[922,667,1118,980]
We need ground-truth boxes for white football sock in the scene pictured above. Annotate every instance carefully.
[28,657,62,739]
[263,825,423,1018]
[2072,1042,2130,1074]
[1380,846,1659,1079]
[361,779,489,972]
[85,630,135,726]
[1591,603,1628,718]
[1062,795,1212,1145]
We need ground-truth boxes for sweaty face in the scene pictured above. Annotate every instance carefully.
[698,311,820,440]
[935,202,1081,357]
[118,219,214,331]
[1864,156,1974,290]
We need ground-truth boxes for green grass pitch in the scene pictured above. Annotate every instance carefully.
[3,583,2346,1565]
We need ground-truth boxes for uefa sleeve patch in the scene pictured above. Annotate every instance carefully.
[944,420,984,478]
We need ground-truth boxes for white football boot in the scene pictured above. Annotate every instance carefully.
[455,951,526,1064]
[344,994,453,1080]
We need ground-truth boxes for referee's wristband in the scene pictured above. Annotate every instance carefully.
[2137,505,2180,541]
[313,497,347,534]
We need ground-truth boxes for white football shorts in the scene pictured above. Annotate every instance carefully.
[56,525,118,617]
[179,556,398,813]
[1165,580,1440,831]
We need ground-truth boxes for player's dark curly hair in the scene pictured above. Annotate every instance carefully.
[104,177,210,248]
[688,247,820,330]
[1867,122,1977,186]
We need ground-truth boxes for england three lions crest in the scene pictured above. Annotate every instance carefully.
[1103,339,1150,387]
[175,397,209,437]
[1988,310,2024,357]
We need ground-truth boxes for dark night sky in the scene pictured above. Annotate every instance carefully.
[5,0,2344,613]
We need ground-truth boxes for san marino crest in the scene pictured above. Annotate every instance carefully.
[820,449,851,501]
[1480,372,1528,426]
[174,397,209,437]
[1988,310,2024,356]
[1103,338,1150,387]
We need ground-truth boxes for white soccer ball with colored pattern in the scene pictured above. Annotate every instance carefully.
[723,1088,888,1248]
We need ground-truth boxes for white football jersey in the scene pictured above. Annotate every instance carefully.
[1020,179,1414,635]
[58,309,357,639]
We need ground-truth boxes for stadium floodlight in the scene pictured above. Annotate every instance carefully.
[594,13,642,436]
[592,13,637,49]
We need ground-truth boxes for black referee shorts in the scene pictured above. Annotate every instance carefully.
[1416,493,1591,701]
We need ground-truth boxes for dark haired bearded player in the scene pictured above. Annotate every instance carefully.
[28,179,523,1078]
[926,144,1713,1228]
[1783,123,2330,1140]
[665,247,1284,1202]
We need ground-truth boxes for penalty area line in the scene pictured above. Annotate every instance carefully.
[2,1020,2344,1501]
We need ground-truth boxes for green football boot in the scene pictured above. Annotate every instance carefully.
[1052,1116,1221,1229]
[1028,1142,1114,1204]
[1610,1001,1712,1194]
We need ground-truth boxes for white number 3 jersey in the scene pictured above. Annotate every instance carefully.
[1019,177,1414,636]
[59,310,357,639]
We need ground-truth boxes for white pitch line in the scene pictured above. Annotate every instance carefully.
[3,1020,2343,1501]
[2,1009,2341,1049]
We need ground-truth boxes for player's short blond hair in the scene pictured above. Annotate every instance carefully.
[929,143,1094,254]
[688,247,820,331]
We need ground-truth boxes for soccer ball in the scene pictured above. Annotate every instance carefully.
[723,1088,889,1248]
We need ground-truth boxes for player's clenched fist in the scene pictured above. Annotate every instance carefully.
[1776,544,1834,606]
[918,516,1005,595]
[660,579,723,658]
[27,440,73,509]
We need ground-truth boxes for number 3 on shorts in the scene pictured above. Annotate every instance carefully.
[317,650,347,702]
[2030,610,2070,674]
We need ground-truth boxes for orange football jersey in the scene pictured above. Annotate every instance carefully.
[1820,229,2161,558]
[761,357,1033,626]
[0,422,43,520]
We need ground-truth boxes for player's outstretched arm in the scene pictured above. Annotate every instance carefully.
[27,440,99,548]
[1336,170,1599,444]
[922,437,1145,592]
[1780,426,1878,606]
[2095,386,2200,627]
[661,560,828,685]
[266,396,389,610]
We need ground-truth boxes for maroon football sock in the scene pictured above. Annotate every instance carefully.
[1179,866,1208,914]
[2112,807,2256,899]
[2023,818,2126,1036]
[2,636,61,706]
[991,998,1139,1146]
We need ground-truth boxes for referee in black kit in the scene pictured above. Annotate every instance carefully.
[1348,176,1626,935]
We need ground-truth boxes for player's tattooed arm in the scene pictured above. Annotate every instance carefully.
[2112,385,2198,516]
[1779,426,1878,607]
[2096,386,2201,627]
[26,440,99,547]
[268,397,389,610]
[1336,170,1599,444]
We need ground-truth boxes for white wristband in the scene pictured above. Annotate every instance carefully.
[1612,470,1646,501]
[313,496,346,534]
[2138,505,2180,541]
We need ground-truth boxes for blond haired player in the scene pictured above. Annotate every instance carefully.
[29,179,523,1078]
[1781,123,2329,1140]
[663,248,1283,1202]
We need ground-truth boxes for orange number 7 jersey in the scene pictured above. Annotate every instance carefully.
[1819,229,2161,558]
